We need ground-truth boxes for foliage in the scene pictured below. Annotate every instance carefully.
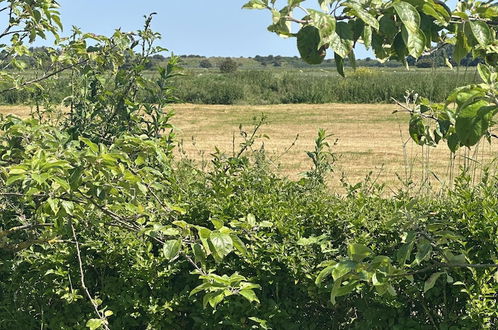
[199,59,213,68]
[219,57,238,74]
[243,0,498,152]
[1,118,498,328]
[0,68,479,106]
[172,68,479,105]
[0,0,497,329]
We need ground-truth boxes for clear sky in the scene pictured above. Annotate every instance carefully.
[54,0,457,59]
[57,0,372,58]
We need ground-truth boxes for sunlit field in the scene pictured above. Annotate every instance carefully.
[3,103,496,190]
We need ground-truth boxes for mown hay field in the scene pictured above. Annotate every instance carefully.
[2,103,497,189]
[171,103,498,189]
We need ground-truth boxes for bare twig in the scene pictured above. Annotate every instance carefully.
[391,97,438,121]
[0,223,53,238]
[389,262,498,278]
[70,221,110,330]
[284,16,309,24]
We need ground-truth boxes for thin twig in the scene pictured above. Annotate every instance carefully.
[391,98,438,121]
[0,59,89,94]
[0,223,53,238]
[389,262,498,278]
[70,221,110,330]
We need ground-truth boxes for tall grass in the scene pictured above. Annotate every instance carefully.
[0,68,480,105]
[173,68,480,104]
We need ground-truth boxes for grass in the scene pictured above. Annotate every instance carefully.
[172,68,480,105]
[0,67,480,106]
[2,103,496,190]
[171,103,497,190]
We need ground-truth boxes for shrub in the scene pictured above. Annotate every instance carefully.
[2,120,497,328]
[416,58,434,68]
[199,59,212,68]
[219,58,238,73]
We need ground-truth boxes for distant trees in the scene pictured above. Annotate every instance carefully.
[219,58,238,73]
[199,59,213,68]
[415,58,434,68]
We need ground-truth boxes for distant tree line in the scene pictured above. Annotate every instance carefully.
[1,46,482,72]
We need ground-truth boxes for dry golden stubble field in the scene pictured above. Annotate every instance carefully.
[2,103,497,189]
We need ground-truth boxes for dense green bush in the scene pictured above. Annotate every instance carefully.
[219,58,238,74]
[1,1,497,329]
[1,117,497,328]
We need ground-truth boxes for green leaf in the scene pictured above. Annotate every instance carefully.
[334,52,345,77]
[409,115,425,145]
[297,26,327,64]
[393,1,421,32]
[192,243,207,264]
[318,0,332,11]
[316,265,336,285]
[393,32,409,66]
[331,279,356,305]
[190,282,210,297]
[288,0,303,7]
[329,22,354,58]
[79,137,99,153]
[163,239,181,261]
[447,253,466,265]
[259,221,273,228]
[86,319,103,330]
[372,32,389,61]
[424,272,443,292]
[240,289,260,303]
[308,9,336,45]
[344,2,379,30]
[246,213,256,227]
[204,292,225,308]
[347,244,372,262]
[330,280,341,305]
[456,100,494,147]
[332,260,356,280]
[477,63,492,84]
[210,232,233,258]
[447,133,460,153]
[297,234,326,246]
[415,239,432,264]
[242,0,267,9]
[348,51,357,70]
[210,218,224,230]
[362,25,372,49]
[402,26,426,58]
[196,226,212,254]
[8,168,27,175]
[454,24,470,63]
[469,21,493,47]
[229,234,247,256]
[397,241,414,265]
[421,2,450,25]
[387,284,397,296]
[248,317,270,329]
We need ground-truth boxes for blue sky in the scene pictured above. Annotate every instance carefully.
[55,0,457,59]
[58,0,372,58]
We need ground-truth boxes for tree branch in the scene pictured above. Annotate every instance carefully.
[0,223,53,238]
[0,59,89,94]
[391,97,438,121]
[389,262,498,278]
